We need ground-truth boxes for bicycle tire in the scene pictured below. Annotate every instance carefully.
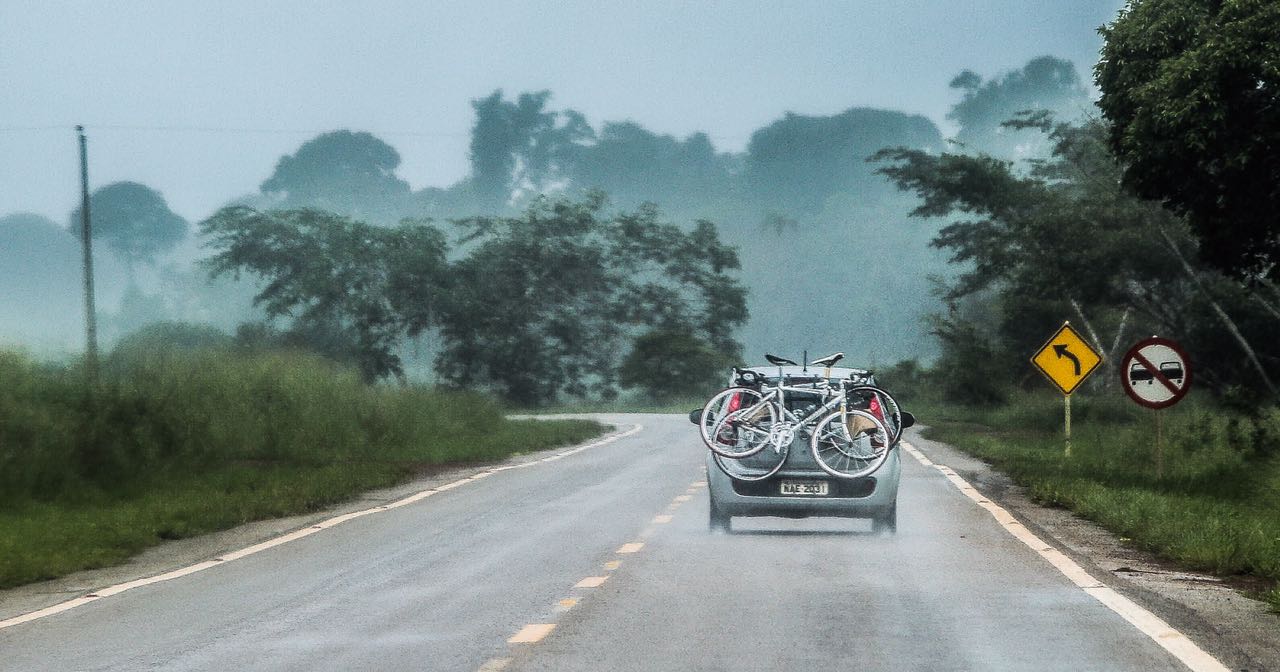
[699,387,777,458]
[845,386,904,444]
[710,440,790,482]
[809,409,892,479]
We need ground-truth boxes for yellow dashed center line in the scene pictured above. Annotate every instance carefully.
[574,576,609,588]
[616,542,644,554]
[477,658,512,671]
[508,623,556,644]
[675,494,692,502]
[603,560,621,571]
[652,514,673,524]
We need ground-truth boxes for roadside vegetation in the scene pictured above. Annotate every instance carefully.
[881,362,1280,612]
[0,348,604,589]
[869,0,1280,611]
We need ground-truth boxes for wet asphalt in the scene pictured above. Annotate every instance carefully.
[0,415,1188,671]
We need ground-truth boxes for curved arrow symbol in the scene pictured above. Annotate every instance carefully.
[1053,344,1081,376]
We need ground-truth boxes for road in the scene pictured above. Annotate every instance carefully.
[0,414,1204,671]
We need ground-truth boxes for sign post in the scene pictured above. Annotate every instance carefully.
[1031,322,1103,456]
[1120,337,1192,478]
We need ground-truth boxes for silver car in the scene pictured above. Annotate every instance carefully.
[692,364,912,534]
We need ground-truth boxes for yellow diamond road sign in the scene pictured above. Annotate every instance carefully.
[1031,322,1102,395]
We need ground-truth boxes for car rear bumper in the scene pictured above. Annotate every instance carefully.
[706,448,900,519]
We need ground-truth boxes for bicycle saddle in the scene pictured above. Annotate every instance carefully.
[764,354,798,366]
[809,352,844,367]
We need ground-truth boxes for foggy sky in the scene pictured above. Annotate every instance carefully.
[2,0,1125,225]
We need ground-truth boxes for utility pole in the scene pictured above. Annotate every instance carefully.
[77,125,99,385]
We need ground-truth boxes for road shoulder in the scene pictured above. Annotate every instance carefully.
[908,427,1280,672]
[0,420,638,624]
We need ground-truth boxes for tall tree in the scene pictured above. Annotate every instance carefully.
[68,182,188,272]
[260,131,412,223]
[467,90,593,211]
[1096,0,1280,280]
[566,123,735,211]
[437,194,747,405]
[200,207,448,382]
[875,118,1280,395]
[744,107,943,214]
[948,56,1090,158]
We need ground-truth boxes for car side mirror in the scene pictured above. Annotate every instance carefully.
[689,408,702,425]
[900,411,916,429]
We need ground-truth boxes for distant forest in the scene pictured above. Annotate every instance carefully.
[0,55,1091,376]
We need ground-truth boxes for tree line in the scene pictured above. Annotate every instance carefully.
[877,0,1280,407]
[199,194,746,405]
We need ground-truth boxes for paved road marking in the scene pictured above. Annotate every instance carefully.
[0,424,645,632]
[616,542,644,554]
[652,514,673,524]
[508,624,556,644]
[900,442,933,466]
[557,598,578,610]
[674,494,692,502]
[574,576,609,588]
[603,560,621,571]
[904,441,1230,672]
[476,657,512,671]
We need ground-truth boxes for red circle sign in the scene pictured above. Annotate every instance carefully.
[1120,337,1192,409]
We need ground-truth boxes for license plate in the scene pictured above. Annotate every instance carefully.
[780,480,828,496]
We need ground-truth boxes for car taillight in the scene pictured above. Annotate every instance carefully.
[727,392,742,413]
[869,395,884,421]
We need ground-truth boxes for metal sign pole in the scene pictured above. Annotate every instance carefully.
[1064,394,1072,457]
[1155,409,1164,479]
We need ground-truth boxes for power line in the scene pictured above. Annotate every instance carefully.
[0,123,755,143]
[0,124,471,137]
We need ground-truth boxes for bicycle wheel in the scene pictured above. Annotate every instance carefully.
[810,409,892,479]
[710,429,790,482]
[845,386,904,444]
[699,387,776,458]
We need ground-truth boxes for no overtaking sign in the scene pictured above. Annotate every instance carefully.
[1121,337,1192,409]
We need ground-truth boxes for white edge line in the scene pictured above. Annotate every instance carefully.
[0,423,645,631]
[902,440,1230,672]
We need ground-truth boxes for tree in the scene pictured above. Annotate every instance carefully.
[566,123,735,211]
[875,118,1280,396]
[743,107,943,214]
[1096,0,1280,280]
[200,207,448,382]
[619,329,732,401]
[260,131,412,223]
[947,56,1090,158]
[69,182,188,272]
[468,90,593,211]
[436,194,747,406]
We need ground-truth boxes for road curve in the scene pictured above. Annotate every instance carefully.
[0,415,1204,671]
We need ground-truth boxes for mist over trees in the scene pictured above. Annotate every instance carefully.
[69,182,188,275]
[259,131,414,224]
[744,108,943,214]
[948,55,1091,159]
[877,115,1280,402]
[14,52,1218,403]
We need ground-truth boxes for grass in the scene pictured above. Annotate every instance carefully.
[0,349,606,589]
[911,389,1280,612]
